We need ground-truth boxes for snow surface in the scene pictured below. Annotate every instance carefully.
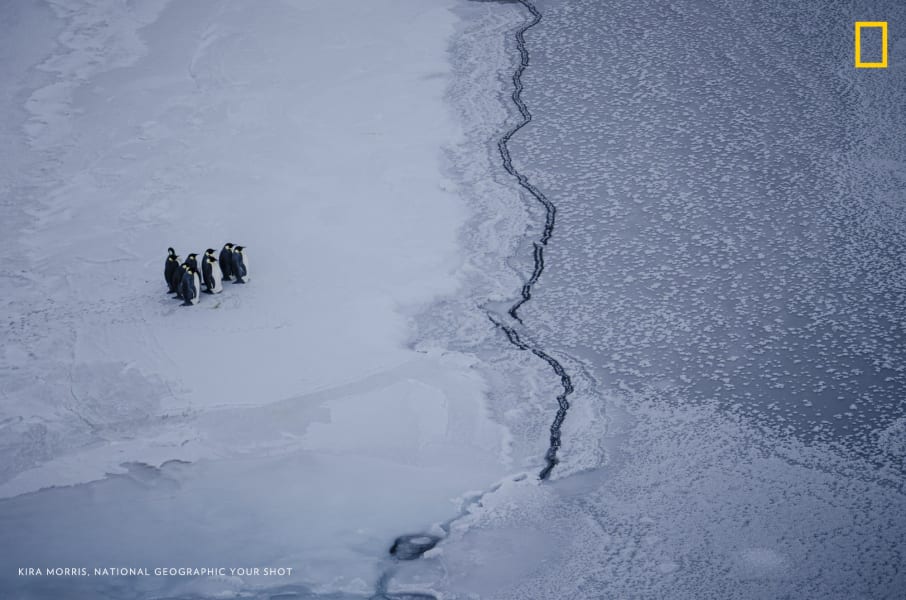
[0,0,548,597]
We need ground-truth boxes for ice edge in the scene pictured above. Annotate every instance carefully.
[490,0,574,481]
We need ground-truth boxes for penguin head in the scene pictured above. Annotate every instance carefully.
[167,247,176,257]
[224,243,234,250]
[206,256,217,263]
[234,245,244,253]
[188,253,198,260]
[205,248,215,256]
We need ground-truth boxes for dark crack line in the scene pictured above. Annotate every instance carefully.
[372,3,573,597]
[490,316,572,480]
[493,0,573,481]
[499,0,554,323]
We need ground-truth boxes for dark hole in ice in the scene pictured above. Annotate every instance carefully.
[388,534,440,560]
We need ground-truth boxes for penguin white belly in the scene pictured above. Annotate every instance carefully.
[241,253,250,282]
[211,263,223,293]
[190,273,201,305]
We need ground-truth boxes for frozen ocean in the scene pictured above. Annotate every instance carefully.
[1,0,904,599]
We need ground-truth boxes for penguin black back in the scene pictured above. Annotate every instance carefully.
[202,255,213,289]
[165,248,180,294]
[172,263,188,299]
[231,245,249,283]
[219,243,234,281]
[180,265,200,306]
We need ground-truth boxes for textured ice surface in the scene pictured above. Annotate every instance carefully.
[390,0,906,598]
[512,0,906,450]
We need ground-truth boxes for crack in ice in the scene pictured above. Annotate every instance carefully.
[493,0,573,481]
[373,2,573,597]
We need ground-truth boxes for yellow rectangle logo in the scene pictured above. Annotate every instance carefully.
[855,21,888,68]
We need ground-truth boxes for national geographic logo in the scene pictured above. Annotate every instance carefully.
[855,21,888,69]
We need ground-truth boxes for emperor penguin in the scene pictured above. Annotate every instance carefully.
[184,253,200,275]
[180,265,201,306]
[165,248,180,294]
[172,263,188,300]
[202,255,223,294]
[231,245,249,283]
[219,243,234,281]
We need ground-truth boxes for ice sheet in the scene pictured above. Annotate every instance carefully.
[0,0,529,596]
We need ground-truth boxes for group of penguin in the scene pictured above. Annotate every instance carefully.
[165,243,249,306]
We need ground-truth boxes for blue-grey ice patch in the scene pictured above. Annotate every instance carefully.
[390,0,906,598]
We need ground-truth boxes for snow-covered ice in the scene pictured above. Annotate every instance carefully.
[0,0,541,597]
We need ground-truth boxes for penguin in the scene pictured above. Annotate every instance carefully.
[219,243,234,281]
[180,265,201,306]
[202,255,223,294]
[202,248,220,293]
[231,245,249,283]
[184,253,200,275]
[164,248,180,294]
[172,263,188,300]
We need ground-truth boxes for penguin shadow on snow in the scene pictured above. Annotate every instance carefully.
[163,243,249,310]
